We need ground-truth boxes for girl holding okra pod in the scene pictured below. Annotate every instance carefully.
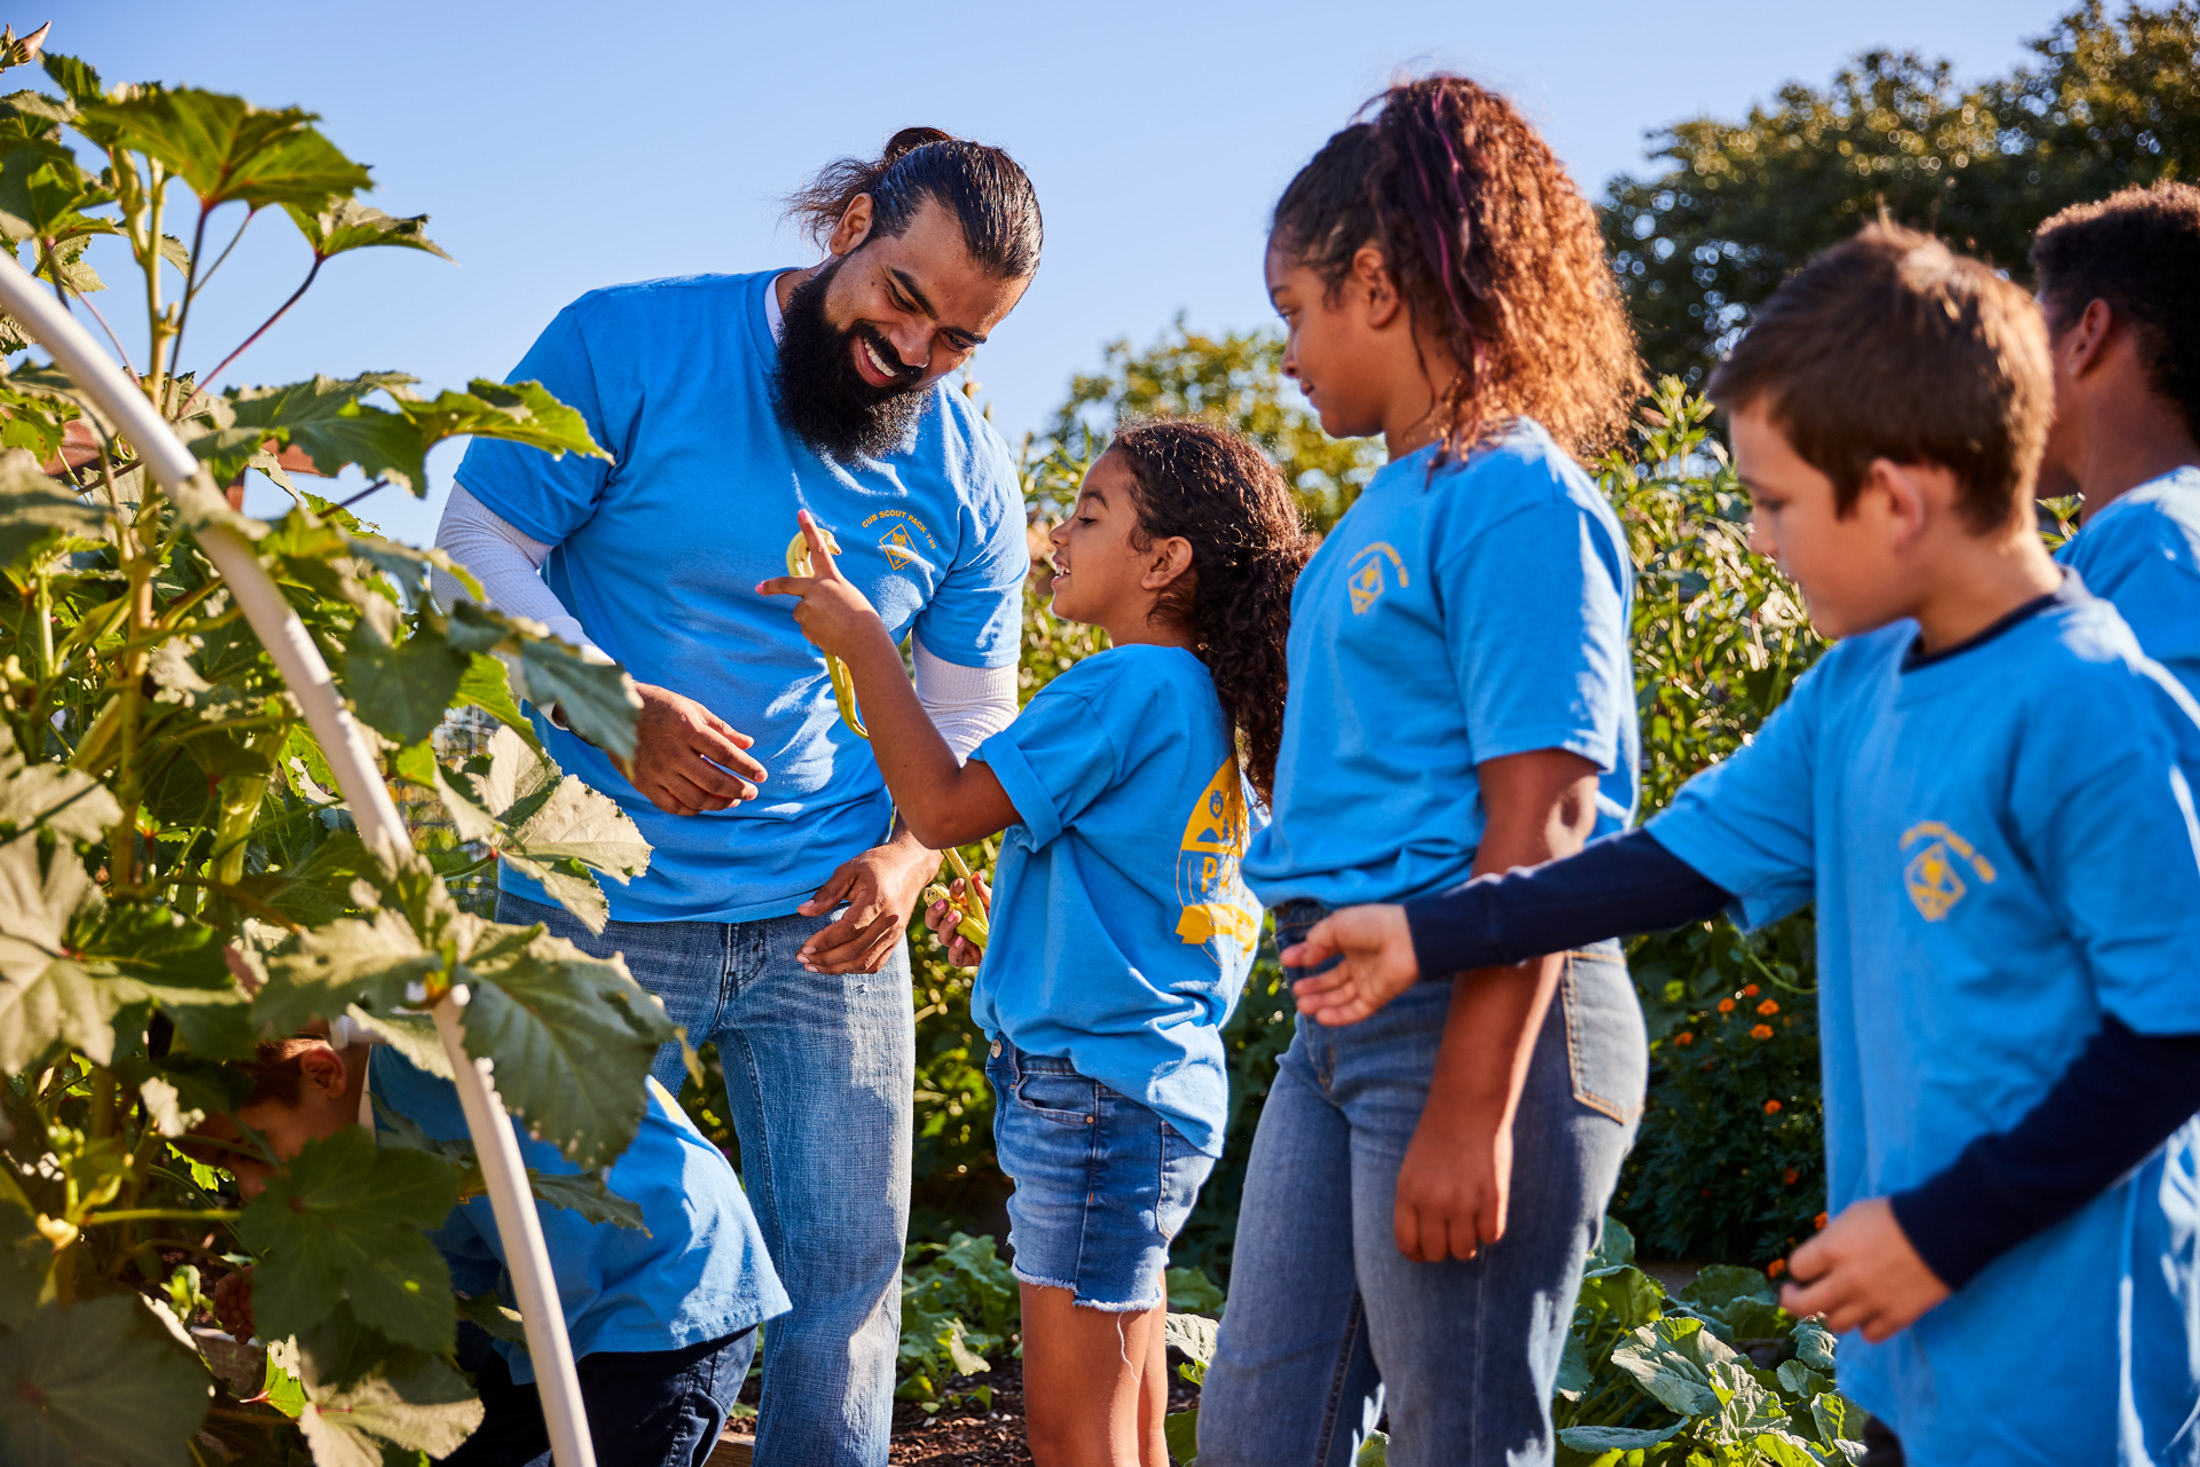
[763,420,1308,1467]
[1194,77,1651,1467]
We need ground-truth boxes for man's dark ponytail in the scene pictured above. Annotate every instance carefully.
[1110,420,1310,803]
[788,127,1043,278]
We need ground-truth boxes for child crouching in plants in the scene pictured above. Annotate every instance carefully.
[762,420,1307,1467]
[1288,224,2200,1466]
[196,1033,789,1467]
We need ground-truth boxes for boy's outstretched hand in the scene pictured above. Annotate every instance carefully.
[1779,1196,1949,1343]
[757,511,893,663]
[1287,904,1421,1025]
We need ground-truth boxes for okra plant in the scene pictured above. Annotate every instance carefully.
[0,34,682,1466]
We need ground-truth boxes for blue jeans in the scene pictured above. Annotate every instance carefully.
[446,1325,756,1467]
[500,892,911,1467]
[1197,902,1646,1467]
[986,1039,1216,1311]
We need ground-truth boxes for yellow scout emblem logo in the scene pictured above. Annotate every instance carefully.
[860,509,940,572]
[878,524,920,570]
[1900,821,1997,921]
[1175,758,1257,959]
[1345,543,1409,615]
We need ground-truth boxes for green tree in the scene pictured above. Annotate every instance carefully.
[1607,1,2200,381]
[1045,315,1382,534]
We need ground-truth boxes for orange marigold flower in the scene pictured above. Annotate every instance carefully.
[1757,999,1780,1016]
[1717,998,1737,1014]
[1783,1167,1799,1184]
[1675,1032,1695,1046]
[1750,1023,1775,1040]
[1742,983,1760,997]
[1764,1099,1783,1115]
[1767,1258,1787,1278]
[1815,1211,1829,1230]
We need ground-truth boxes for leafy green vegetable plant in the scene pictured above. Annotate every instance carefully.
[0,37,675,1466]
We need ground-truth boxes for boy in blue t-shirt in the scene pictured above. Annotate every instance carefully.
[203,1035,788,1466]
[2032,182,2200,702]
[1284,225,2200,1466]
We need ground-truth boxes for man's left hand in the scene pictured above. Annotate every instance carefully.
[1779,1196,1950,1343]
[799,836,935,974]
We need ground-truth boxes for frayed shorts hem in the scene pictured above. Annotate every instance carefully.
[1010,1266,1164,1312]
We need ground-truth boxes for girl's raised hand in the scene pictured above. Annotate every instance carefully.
[757,510,889,660]
[1288,904,1422,1025]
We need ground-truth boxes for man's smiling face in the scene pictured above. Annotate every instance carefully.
[775,195,1030,461]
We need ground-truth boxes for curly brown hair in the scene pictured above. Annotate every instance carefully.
[1109,420,1310,802]
[1271,75,1644,464]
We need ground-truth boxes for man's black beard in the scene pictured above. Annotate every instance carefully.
[772,259,930,462]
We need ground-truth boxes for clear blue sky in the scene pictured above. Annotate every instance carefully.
[63,0,2071,545]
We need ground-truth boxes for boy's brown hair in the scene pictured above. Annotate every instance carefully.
[2031,182,2200,443]
[1707,222,2052,530]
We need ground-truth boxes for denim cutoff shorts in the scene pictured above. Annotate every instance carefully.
[985,1038,1216,1312]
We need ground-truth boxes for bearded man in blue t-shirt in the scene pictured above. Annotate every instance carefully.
[430,129,1040,1466]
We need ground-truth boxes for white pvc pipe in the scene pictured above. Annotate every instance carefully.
[0,256,597,1467]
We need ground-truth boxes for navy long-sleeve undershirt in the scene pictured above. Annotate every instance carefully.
[1397,827,2200,1289]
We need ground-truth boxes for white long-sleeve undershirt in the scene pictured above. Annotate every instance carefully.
[429,485,1020,758]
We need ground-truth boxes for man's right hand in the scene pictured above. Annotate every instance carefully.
[616,683,769,816]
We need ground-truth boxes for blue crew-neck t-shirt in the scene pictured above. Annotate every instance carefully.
[1244,419,1638,909]
[455,270,1030,923]
[971,645,1261,1155]
[1647,579,2200,1465]
[370,1055,789,1384]
[2056,464,2200,702]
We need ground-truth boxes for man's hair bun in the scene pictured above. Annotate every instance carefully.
[882,126,954,163]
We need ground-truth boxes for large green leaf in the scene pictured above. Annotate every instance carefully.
[0,1294,212,1467]
[0,447,103,568]
[192,375,428,493]
[0,833,117,1070]
[255,906,445,1036]
[0,143,114,246]
[285,198,451,262]
[76,89,370,210]
[96,904,255,1060]
[0,724,118,843]
[454,653,538,752]
[1610,1316,1738,1419]
[455,924,673,1169]
[236,1127,460,1355]
[446,602,640,760]
[1557,1422,1687,1452]
[296,1343,482,1467]
[398,379,607,462]
[373,1096,643,1229]
[433,726,648,934]
[343,616,469,748]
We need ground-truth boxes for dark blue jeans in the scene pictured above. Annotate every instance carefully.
[498,891,911,1467]
[443,1326,756,1467]
[1198,901,1647,1467]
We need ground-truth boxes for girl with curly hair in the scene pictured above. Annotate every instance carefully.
[765,418,1308,1467]
[1196,76,1650,1466]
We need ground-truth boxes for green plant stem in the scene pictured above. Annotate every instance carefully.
[194,255,323,405]
[82,1208,243,1226]
[165,200,213,385]
[160,874,301,930]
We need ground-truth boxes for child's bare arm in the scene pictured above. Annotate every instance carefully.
[760,514,1020,847]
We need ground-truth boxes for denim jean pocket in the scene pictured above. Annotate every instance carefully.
[1563,953,1649,1126]
[1014,1065,1099,1125]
